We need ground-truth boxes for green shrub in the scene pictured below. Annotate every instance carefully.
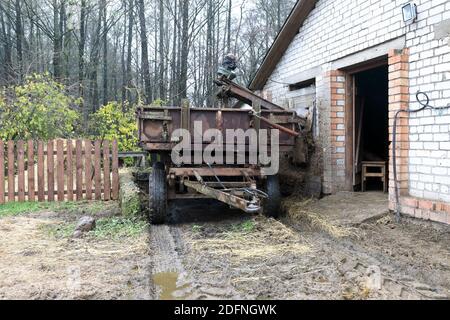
[151,99,167,106]
[0,73,80,141]
[89,101,138,152]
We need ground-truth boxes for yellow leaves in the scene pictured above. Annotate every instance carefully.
[0,73,79,141]
[151,99,167,107]
[89,102,138,152]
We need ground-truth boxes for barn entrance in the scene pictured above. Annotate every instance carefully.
[350,63,389,192]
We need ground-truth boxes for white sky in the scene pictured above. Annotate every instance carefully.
[231,0,257,15]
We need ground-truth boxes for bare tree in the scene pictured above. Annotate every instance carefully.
[102,0,108,105]
[0,1,13,84]
[1,0,296,125]
[138,0,152,104]
[14,0,23,80]
[125,0,134,103]
[158,0,165,100]
[178,0,189,103]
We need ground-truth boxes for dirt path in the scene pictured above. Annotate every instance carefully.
[148,197,450,300]
[149,223,243,300]
[1,194,448,300]
[0,203,153,300]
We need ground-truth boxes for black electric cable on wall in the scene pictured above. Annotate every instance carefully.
[393,91,450,222]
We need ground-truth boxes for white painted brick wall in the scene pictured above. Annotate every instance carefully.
[264,0,407,106]
[261,0,450,201]
[406,0,450,203]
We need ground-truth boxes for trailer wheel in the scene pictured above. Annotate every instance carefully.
[149,162,168,224]
[263,175,281,218]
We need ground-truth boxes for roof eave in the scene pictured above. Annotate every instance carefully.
[248,0,318,91]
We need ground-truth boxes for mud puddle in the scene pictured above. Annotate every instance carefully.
[152,272,191,300]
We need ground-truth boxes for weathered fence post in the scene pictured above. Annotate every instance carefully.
[94,140,102,200]
[67,140,74,201]
[37,141,45,201]
[103,141,111,201]
[112,140,119,201]
[47,140,55,202]
[27,140,35,202]
[0,141,4,204]
[85,139,93,200]
[76,140,83,201]
[8,141,15,202]
[0,139,120,204]
[17,140,25,202]
[57,140,65,201]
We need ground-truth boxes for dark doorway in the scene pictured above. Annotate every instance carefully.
[353,65,389,191]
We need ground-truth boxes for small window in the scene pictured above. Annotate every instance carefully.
[289,78,315,91]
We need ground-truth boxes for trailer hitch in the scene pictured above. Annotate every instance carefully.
[183,180,263,214]
[182,169,267,214]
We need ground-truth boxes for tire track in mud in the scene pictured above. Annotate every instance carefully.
[285,216,450,300]
[149,224,240,300]
[336,242,450,299]
[150,225,185,274]
[148,201,450,300]
[149,225,190,300]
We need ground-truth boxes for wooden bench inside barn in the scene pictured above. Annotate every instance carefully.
[361,161,387,193]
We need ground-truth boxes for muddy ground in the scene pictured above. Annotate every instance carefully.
[0,202,152,300]
[149,195,450,300]
[0,193,449,300]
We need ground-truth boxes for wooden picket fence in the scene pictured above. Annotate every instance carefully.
[0,140,119,204]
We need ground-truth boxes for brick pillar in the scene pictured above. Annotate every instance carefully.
[388,49,410,211]
[327,70,347,192]
[316,74,333,194]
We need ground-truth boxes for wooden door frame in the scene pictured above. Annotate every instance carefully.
[344,74,354,191]
[342,56,389,191]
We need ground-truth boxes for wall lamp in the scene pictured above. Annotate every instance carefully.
[402,2,418,24]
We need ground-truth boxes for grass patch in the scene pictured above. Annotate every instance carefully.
[0,201,114,218]
[53,201,113,216]
[192,225,203,233]
[45,217,148,240]
[230,220,255,234]
[0,202,55,217]
[91,218,148,239]
[45,221,77,239]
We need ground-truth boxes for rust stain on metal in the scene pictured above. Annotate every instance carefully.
[169,167,261,178]
[183,181,260,213]
[138,106,300,149]
[255,114,300,137]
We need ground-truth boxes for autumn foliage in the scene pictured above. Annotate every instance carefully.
[0,74,138,152]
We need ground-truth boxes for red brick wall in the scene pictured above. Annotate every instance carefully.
[388,49,410,207]
[400,197,450,224]
[327,70,347,192]
[387,48,450,225]
[322,50,449,225]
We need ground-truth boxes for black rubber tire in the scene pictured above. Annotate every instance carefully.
[263,175,281,218]
[149,162,168,224]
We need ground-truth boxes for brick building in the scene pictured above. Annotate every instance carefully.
[249,0,450,224]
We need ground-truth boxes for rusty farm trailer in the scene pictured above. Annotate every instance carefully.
[138,78,308,224]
